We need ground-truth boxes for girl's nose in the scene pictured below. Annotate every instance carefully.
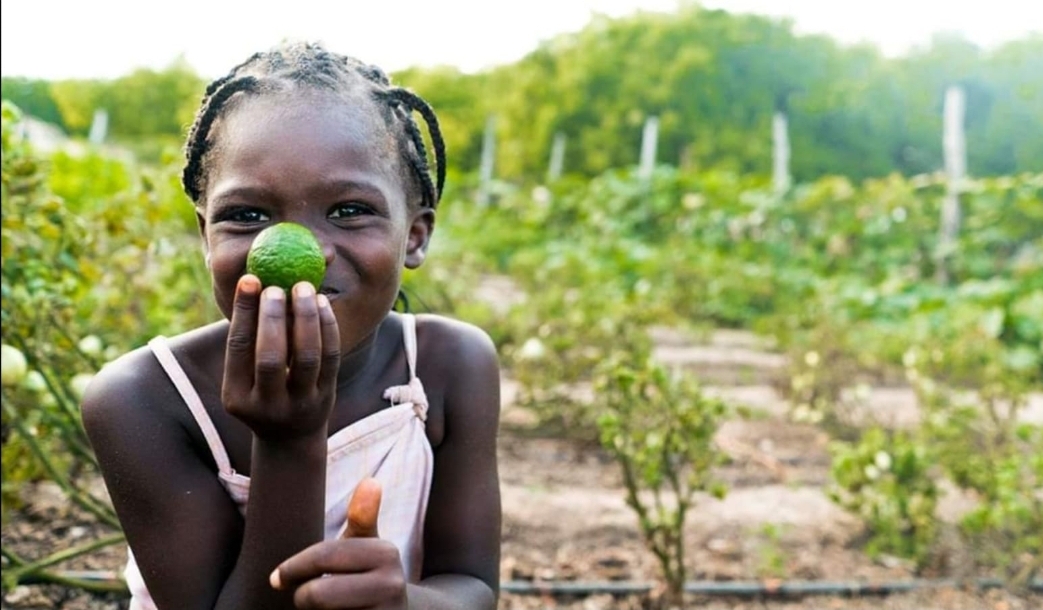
[322,242,336,265]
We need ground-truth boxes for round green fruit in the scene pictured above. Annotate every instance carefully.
[246,222,326,291]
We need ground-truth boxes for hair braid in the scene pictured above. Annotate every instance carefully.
[385,88,446,200]
[182,76,259,203]
[180,42,447,210]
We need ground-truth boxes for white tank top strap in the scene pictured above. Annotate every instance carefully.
[402,313,419,380]
[381,314,428,422]
[147,337,235,477]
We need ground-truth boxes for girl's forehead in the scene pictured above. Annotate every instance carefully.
[215,94,397,166]
[221,92,392,149]
[206,94,405,201]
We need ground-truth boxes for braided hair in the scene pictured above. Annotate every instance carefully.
[181,41,446,211]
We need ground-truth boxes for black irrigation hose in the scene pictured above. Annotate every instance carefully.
[20,572,1043,599]
[500,578,1043,597]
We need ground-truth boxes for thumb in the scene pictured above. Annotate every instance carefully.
[344,477,382,539]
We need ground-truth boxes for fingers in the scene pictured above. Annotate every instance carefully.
[254,285,289,396]
[315,293,341,392]
[269,537,401,590]
[222,275,261,400]
[292,570,406,609]
[344,477,382,539]
[288,282,322,392]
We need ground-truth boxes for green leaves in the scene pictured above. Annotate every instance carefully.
[594,356,729,604]
[828,427,939,566]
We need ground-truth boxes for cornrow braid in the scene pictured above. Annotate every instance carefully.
[180,41,447,210]
[182,76,259,203]
[383,88,446,202]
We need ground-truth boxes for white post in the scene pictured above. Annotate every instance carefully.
[477,115,496,206]
[772,111,791,196]
[88,108,109,145]
[547,132,566,183]
[638,115,659,182]
[937,86,966,283]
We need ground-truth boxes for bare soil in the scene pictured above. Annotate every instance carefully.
[2,326,1040,609]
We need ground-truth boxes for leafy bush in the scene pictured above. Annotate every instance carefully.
[595,356,728,609]
[1,101,210,591]
[828,427,939,568]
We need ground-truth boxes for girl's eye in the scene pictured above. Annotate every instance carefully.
[328,203,372,220]
[215,207,269,224]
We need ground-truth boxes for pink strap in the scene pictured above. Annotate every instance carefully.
[381,315,428,421]
[148,337,234,476]
[402,314,418,380]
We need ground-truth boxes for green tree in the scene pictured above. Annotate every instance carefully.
[0,78,65,128]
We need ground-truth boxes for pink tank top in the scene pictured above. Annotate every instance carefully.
[124,314,434,609]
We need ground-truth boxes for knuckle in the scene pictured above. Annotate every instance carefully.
[234,293,259,312]
[322,342,341,360]
[294,584,323,610]
[220,389,247,413]
[375,541,401,566]
[377,563,407,598]
[255,353,285,374]
[226,331,254,353]
[294,348,322,370]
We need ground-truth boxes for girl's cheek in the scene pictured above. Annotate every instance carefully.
[208,252,248,317]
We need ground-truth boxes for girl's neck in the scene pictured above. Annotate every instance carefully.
[334,316,388,391]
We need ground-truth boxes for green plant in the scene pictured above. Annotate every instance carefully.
[595,356,728,609]
[828,427,940,569]
[912,357,1042,587]
[1,101,209,594]
[755,523,789,579]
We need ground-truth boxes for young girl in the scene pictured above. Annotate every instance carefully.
[81,41,502,610]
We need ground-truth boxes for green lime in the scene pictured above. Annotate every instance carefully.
[246,222,327,291]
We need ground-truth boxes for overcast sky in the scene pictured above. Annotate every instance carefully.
[2,0,1041,80]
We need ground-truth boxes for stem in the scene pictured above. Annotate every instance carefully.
[19,570,129,594]
[1,395,119,528]
[46,310,104,371]
[2,546,28,566]
[8,532,124,581]
[618,450,673,584]
[9,333,99,468]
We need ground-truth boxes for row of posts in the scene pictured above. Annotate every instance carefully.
[477,90,965,201]
[474,88,967,281]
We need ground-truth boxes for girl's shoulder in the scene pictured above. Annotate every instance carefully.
[412,313,499,376]
[410,313,500,415]
[80,323,226,432]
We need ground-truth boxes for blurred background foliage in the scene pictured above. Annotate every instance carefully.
[3,5,1041,179]
[2,1,1041,597]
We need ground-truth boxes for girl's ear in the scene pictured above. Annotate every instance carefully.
[404,209,435,270]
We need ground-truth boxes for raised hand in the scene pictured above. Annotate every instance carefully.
[221,275,341,441]
[270,478,408,609]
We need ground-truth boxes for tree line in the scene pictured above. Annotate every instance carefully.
[3,4,1041,182]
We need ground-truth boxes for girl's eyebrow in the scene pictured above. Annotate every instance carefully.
[209,180,388,205]
[209,185,273,205]
[323,179,388,200]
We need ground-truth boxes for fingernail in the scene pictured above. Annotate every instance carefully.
[239,276,259,295]
[295,282,315,298]
[265,287,285,301]
[269,568,282,590]
[317,294,330,308]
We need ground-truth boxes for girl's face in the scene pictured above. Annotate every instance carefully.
[197,93,433,352]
